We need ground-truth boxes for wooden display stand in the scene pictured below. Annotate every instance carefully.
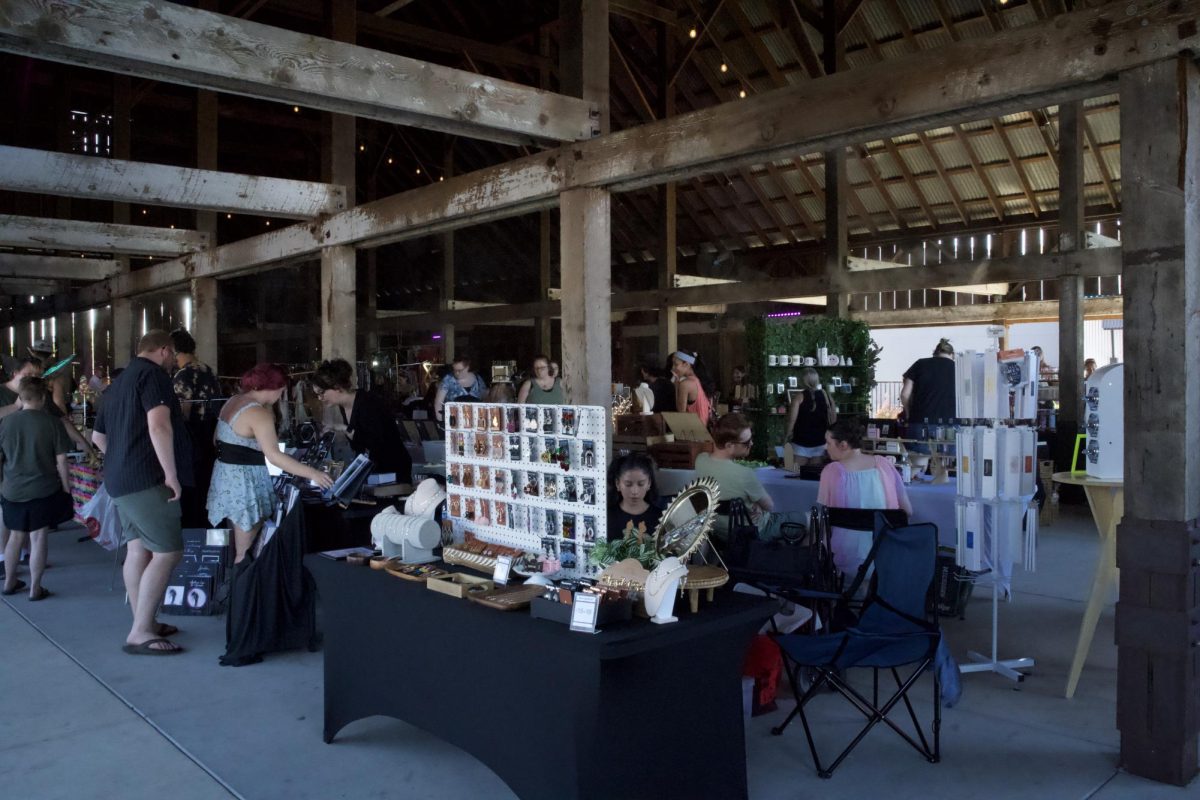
[647,412,714,469]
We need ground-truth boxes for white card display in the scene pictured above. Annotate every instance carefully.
[569,592,601,634]
[443,402,607,579]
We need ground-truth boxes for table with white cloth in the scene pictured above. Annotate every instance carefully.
[657,466,957,546]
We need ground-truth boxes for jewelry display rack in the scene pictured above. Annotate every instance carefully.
[443,402,608,579]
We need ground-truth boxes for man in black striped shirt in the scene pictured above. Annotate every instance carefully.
[94,331,193,656]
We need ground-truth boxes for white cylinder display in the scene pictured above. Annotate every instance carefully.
[371,510,441,561]
[1084,363,1123,481]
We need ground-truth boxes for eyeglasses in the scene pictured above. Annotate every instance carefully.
[737,436,753,446]
[313,386,328,398]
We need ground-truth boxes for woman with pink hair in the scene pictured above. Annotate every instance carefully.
[207,364,332,563]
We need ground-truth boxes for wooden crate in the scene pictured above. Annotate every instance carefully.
[649,441,714,469]
[616,414,666,437]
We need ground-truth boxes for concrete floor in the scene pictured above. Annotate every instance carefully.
[1,507,1196,800]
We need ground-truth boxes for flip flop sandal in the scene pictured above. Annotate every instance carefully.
[2,580,28,596]
[122,638,184,656]
[154,623,180,637]
[28,587,52,601]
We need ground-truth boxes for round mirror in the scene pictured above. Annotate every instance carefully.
[652,476,719,562]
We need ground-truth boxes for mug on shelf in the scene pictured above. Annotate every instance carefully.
[788,376,799,388]
[780,355,791,366]
[776,383,786,395]
[791,354,802,365]
[803,357,816,367]
[768,354,778,366]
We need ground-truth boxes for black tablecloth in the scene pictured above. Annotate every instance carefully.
[308,558,774,800]
[301,498,388,553]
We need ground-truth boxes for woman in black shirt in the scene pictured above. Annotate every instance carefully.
[312,359,412,484]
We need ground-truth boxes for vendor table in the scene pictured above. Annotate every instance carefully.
[309,557,773,800]
[1052,471,1123,699]
[658,467,957,546]
[301,497,387,553]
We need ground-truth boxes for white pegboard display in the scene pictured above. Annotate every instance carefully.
[443,402,608,579]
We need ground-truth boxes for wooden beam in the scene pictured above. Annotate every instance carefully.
[0,254,120,280]
[44,1,1198,313]
[611,0,677,25]
[0,0,596,146]
[0,146,346,219]
[0,279,65,296]
[381,246,1121,329]
[356,13,553,73]
[0,214,208,256]
[851,296,1121,327]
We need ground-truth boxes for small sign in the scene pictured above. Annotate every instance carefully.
[493,554,513,586]
[569,592,601,634]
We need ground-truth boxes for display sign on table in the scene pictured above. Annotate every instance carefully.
[444,403,607,579]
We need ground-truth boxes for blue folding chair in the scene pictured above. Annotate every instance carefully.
[772,514,943,778]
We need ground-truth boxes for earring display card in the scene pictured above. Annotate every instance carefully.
[444,403,608,578]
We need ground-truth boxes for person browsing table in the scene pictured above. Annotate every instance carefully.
[433,355,487,422]
[208,363,333,564]
[313,359,412,484]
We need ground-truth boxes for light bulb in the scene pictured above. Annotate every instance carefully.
[688,27,697,38]
[738,89,747,98]
[292,106,300,113]
[720,63,728,73]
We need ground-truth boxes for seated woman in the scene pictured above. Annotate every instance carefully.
[313,359,413,485]
[817,418,913,578]
[605,452,663,542]
[208,364,333,563]
[517,355,566,405]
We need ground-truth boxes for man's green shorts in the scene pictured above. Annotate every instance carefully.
[112,485,183,553]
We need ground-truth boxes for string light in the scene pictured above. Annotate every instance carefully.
[439,176,444,182]
[359,144,365,152]
[688,27,697,38]
[141,208,147,215]
[387,157,393,165]
[265,220,271,226]
[720,63,728,73]
[415,167,421,175]
[226,213,232,219]
[738,88,747,99]
[292,106,300,113]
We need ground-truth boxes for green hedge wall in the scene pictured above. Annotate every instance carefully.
[743,316,880,460]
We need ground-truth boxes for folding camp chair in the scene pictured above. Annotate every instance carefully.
[772,513,942,779]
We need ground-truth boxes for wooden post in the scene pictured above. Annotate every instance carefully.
[1115,57,1200,787]
[442,145,456,360]
[320,0,357,364]
[822,2,848,318]
[1056,101,1085,470]
[537,210,552,355]
[656,17,677,358]
[110,74,133,365]
[193,11,220,371]
[559,188,611,408]
[320,246,356,361]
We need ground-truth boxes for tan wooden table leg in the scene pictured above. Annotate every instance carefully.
[1065,486,1123,699]
[688,588,699,614]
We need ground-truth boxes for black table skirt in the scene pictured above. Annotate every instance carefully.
[301,498,387,553]
[308,557,774,800]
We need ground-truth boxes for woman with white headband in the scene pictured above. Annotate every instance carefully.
[671,350,714,427]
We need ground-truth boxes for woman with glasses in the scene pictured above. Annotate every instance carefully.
[432,356,487,422]
[311,359,412,485]
[517,354,565,405]
[695,413,807,540]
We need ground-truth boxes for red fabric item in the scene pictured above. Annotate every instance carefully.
[742,634,782,714]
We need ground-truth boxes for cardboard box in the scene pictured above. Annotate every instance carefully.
[659,412,714,443]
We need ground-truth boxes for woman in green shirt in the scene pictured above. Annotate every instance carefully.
[517,355,567,405]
